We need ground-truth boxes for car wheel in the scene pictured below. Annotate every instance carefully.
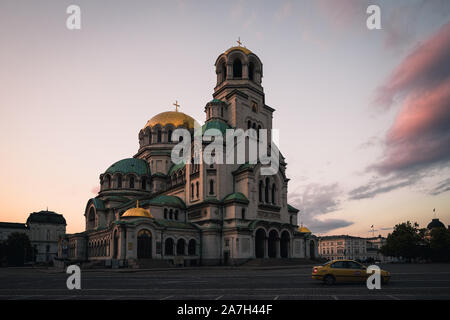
[324,275,335,285]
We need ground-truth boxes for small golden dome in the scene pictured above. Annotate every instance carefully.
[143,111,197,130]
[122,201,153,219]
[224,46,252,55]
[298,226,311,233]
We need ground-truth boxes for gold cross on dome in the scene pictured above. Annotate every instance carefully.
[237,37,242,46]
[173,100,180,112]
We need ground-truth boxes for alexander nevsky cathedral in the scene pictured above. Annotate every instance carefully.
[59,43,318,267]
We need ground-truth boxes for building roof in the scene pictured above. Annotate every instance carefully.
[427,218,446,230]
[223,192,249,204]
[26,210,66,225]
[146,195,186,209]
[0,222,27,229]
[224,46,252,55]
[121,201,154,219]
[143,111,197,130]
[298,226,311,234]
[105,158,150,176]
[168,161,185,175]
[287,204,300,213]
[195,119,231,137]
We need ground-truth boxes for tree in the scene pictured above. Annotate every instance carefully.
[380,221,425,261]
[5,232,33,266]
[429,227,450,262]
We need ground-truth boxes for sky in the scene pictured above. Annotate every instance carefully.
[0,0,449,236]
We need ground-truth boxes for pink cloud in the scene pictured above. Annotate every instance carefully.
[375,21,450,108]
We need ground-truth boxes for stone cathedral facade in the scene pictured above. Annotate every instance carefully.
[59,44,318,267]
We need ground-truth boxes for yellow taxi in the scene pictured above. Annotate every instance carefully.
[312,259,391,285]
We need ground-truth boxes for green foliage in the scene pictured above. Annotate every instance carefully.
[5,232,33,266]
[429,227,450,262]
[381,221,450,262]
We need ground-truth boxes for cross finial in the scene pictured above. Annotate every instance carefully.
[173,100,180,112]
[237,37,242,46]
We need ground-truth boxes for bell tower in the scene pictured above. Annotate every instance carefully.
[209,40,274,132]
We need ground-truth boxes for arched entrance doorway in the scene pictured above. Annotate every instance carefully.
[255,229,266,258]
[280,231,290,258]
[268,230,278,258]
[137,229,152,259]
[309,240,315,259]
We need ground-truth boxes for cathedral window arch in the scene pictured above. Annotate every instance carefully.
[168,129,173,142]
[265,178,270,203]
[169,209,173,220]
[104,175,111,189]
[209,180,214,195]
[129,176,135,189]
[259,181,263,202]
[196,181,199,198]
[164,208,168,219]
[242,208,246,220]
[248,120,251,129]
[141,177,146,190]
[191,183,194,198]
[271,183,276,204]
[177,238,186,256]
[233,58,242,78]
[221,61,227,82]
[249,61,255,81]
[165,238,174,255]
[117,175,122,188]
[157,129,162,143]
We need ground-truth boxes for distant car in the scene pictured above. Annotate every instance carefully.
[312,259,391,285]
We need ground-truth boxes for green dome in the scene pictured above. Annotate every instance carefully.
[105,158,150,176]
[194,119,231,137]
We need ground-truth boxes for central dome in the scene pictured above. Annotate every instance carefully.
[143,111,197,130]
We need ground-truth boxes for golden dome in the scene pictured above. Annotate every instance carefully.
[122,201,153,219]
[224,46,252,55]
[143,111,197,130]
[298,226,311,233]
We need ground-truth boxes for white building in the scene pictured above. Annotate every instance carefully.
[0,210,66,263]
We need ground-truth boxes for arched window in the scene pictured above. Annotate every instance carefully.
[168,129,172,142]
[177,239,185,256]
[209,180,214,195]
[196,182,199,197]
[117,175,122,188]
[221,107,224,117]
[242,208,246,220]
[165,238,174,256]
[169,209,173,220]
[188,239,196,256]
[164,208,168,219]
[233,59,242,78]
[129,176,134,189]
[157,129,162,143]
[105,175,111,189]
[265,178,270,203]
[141,177,146,190]
[248,120,251,129]
[191,183,194,198]
[221,62,227,82]
[272,183,276,204]
[259,181,263,202]
[249,62,255,81]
